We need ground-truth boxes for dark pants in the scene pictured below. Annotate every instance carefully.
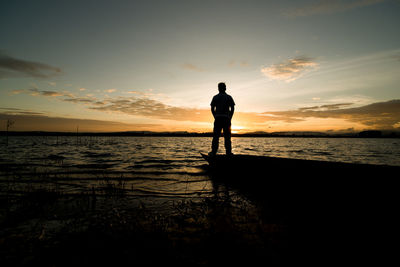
[211,117,232,154]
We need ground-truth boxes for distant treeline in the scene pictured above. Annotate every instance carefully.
[1,130,400,138]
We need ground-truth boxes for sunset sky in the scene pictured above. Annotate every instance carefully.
[1,0,400,133]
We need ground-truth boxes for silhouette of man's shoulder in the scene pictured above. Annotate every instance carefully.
[225,93,235,105]
[211,93,235,106]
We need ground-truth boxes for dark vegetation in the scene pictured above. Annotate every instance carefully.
[0,168,287,266]
[1,150,399,265]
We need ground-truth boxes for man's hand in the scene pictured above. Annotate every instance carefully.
[211,106,216,119]
[229,106,235,119]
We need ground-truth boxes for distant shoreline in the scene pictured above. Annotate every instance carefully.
[1,130,399,138]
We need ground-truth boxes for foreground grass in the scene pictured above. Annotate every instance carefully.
[0,182,288,266]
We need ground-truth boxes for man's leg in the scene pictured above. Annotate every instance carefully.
[211,119,222,155]
[223,118,232,155]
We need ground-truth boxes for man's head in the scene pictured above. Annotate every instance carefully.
[218,82,226,92]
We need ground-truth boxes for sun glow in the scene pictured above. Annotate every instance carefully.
[231,125,245,134]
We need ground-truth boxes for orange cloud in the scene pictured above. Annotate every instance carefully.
[261,56,318,82]
[264,100,400,130]
[9,86,400,131]
[181,63,205,72]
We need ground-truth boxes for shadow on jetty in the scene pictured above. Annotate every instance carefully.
[203,154,400,264]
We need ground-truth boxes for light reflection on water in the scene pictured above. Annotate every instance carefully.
[1,136,399,205]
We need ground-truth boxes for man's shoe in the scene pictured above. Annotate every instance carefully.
[226,152,234,157]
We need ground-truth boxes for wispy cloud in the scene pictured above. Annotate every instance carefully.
[0,111,158,132]
[67,93,400,129]
[0,107,45,116]
[10,86,400,130]
[261,56,318,82]
[0,52,61,79]
[181,63,205,72]
[15,88,181,120]
[30,88,64,97]
[298,103,354,111]
[90,96,210,122]
[283,0,385,17]
[63,97,96,104]
[104,88,116,93]
[9,89,26,95]
[228,60,249,67]
[11,88,73,98]
[264,100,400,129]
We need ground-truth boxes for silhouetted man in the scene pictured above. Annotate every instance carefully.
[209,82,235,156]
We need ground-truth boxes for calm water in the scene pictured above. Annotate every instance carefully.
[1,136,399,207]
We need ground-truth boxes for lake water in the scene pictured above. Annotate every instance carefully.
[1,136,399,208]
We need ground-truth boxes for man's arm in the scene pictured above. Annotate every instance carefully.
[211,105,216,118]
[229,105,234,119]
[229,96,235,119]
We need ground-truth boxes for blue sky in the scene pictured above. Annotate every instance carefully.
[1,0,400,132]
